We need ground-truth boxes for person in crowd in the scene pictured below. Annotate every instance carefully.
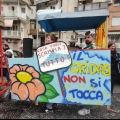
[3,44,14,58]
[0,44,14,81]
[41,33,57,113]
[83,31,97,49]
[108,42,119,95]
[107,41,119,112]
[78,31,97,116]
[19,44,24,57]
[0,52,9,81]
[46,33,57,44]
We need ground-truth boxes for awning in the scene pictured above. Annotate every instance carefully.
[4,20,13,27]
[108,32,120,35]
[37,9,109,32]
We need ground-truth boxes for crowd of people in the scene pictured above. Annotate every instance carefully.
[40,31,119,115]
[0,31,119,115]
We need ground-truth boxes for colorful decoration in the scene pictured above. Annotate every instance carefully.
[9,49,111,105]
[95,18,108,48]
[10,65,59,101]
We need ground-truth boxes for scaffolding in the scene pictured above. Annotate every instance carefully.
[0,0,10,98]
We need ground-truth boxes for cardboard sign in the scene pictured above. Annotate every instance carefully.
[36,42,72,72]
[9,49,111,105]
[59,50,111,105]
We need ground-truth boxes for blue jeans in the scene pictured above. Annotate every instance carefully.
[46,103,53,109]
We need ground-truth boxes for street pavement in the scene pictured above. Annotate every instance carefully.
[0,81,120,119]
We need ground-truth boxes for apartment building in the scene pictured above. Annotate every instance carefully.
[29,0,108,48]
[61,0,108,48]
[11,0,108,49]
[28,0,61,49]
[1,0,33,50]
[108,0,120,48]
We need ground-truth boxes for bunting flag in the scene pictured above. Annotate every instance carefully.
[95,17,108,48]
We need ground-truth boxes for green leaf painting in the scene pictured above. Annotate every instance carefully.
[36,95,49,102]
[44,84,59,99]
[36,73,59,102]
[40,73,54,84]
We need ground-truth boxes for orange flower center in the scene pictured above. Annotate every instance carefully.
[16,71,32,84]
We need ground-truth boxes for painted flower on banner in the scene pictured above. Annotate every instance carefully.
[9,64,59,102]
[10,65,45,101]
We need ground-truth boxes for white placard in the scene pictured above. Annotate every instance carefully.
[36,42,72,72]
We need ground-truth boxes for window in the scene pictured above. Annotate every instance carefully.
[50,6,55,9]
[31,24,34,29]
[112,17,120,26]
[12,6,14,11]
[30,21,36,29]
[9,6,17,12]
[21,8,25,13]
[31,9,33,14]
[12,24,17,31]
[114,0,120,6]
[13,43,18,50]
[111,36,120,43]
[9,6,16,12]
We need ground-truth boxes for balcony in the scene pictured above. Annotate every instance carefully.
[20,14,30,23]
[2,30,21,39]
[74,2,108,12]
[2,11,30,24]
[29,29,38,35]
[29,29,45,35]
[3,0,31,9]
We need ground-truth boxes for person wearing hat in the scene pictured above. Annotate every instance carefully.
[83,31,96,49]
[78,31,97,116]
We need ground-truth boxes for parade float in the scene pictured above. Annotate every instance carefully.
[0,2,111,108]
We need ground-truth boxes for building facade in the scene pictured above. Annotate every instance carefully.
[61,0,108,48]
[29,0,61,49]
[1,0,32,50]
[33,0,108,48]
[108,0,120,48]
[2,0,119,50]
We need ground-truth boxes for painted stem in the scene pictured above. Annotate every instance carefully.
[57,70,65,97]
